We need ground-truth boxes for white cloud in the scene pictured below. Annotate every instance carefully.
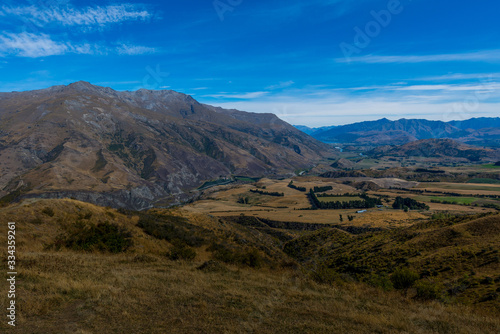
[394,84,500,92]
[0,32,96,57]
[207,98,500,127]
[0,4,152,29]
[266,80,295,90]
[198,81,500,127]
[205,91,269,99]
[417,73,500,81]
[0,32,155,58]
[336,50,500,64]
[117,44,156,55]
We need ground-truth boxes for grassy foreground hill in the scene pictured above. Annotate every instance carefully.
[1,199,499,333]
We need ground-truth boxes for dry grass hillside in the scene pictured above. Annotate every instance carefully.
[0,199,499,333]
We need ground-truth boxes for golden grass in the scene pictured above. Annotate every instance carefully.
[0,199,498,333]
[1,251,499,333]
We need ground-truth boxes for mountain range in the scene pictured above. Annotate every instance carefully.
[0,82,330,209]
[369,139,500,162]
[298,117,500,147]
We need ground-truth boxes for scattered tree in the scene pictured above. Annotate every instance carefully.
[391,268,419,297]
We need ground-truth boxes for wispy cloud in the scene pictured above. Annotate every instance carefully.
[417,73,500,81]
[0,4,152,29]
[117,44,156,55]
[266,80,295,90]
[205,91,268,99]
[336,50,500,64]
[394,84,500,92]
[0,32,96,57]
[0,32,156,58]
[199,79,500,126]
[208,97,500,127]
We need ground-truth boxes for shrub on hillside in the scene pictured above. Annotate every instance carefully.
[237,197,250,204]
[168,242,196,261]
[366,274,393,291]
[209,242,262,268]
[415,281,442,300]
[54,221,133,253]
[391,268,419,296]
[137,213,206,247]
[41,207,55,217]
[310,267,341,285]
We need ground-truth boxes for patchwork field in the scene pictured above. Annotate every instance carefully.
[186,177,500,230]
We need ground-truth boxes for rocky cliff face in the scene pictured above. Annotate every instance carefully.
[0,82,331,209]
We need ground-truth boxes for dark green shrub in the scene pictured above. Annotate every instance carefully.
[240,249,262,268]
[79,212,93,220]
[391,268,419,295]
[168,243,196,261]
[415,281,441,300]
[137,214,207,247]
[237,197,249,204]
[41,207,55,217]
[310,267,340,285]
[54,222,132,253]
[366,274,393,291]
[209,242,263,268]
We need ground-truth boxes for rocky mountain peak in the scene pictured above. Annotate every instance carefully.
[0,82,331,209]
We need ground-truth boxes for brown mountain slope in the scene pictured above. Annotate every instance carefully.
[0,81,332,209]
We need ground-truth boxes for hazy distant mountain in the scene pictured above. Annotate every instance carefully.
[369,139,500,161]
[299,117,500,147]
[293,125,337,136]
[449,117,500,130]
[0,81,331,209]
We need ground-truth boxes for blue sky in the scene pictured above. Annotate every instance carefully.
[0,0,499,126]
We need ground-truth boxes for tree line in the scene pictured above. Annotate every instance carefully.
[308,191,382,210]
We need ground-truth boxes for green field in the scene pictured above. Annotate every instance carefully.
[481,163,500,169]
[417,182,500,192]
[467,178,500,184]
[415,195,478,205]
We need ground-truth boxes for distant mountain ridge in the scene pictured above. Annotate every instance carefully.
[0,81,331,209]
[369,139,500,162]
[295,117,500,147]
